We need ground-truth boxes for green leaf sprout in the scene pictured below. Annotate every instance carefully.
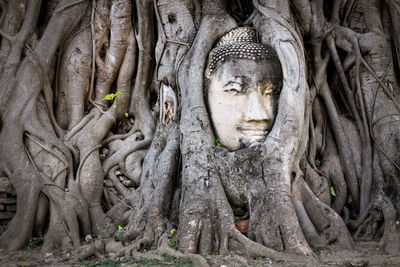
[103,90,124,101]
[168,228,177,238]
[215,138,222,147]
[330,186,336,197]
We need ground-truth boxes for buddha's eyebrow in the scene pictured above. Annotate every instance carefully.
[223,80,243,88]
[258,80,273,90]
[222,76,244,87]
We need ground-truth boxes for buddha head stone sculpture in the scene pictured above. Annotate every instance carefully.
[205,27,283,150]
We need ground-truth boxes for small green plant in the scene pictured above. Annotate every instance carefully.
[124,112,129,118]
[215,138,222,147]
[79,258,119,267]
[168,228,177,238]
[162,253,176,262]
[103,90,124,108]
[113,225,126,242]
[330,186,336,197]
[314,160,321,167]
[114,222,124,228]
[103,90,124,101]
[98,225,115,239]
[27,235,43,249]
[161,253,192,266]
[169,238,179,250]
[78,254,193,266]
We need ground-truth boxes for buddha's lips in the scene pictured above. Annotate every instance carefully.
[237,127,268,136]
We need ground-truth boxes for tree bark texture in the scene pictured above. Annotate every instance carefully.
[0,0,400,264]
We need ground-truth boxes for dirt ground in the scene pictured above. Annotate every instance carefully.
[1,243,400,267]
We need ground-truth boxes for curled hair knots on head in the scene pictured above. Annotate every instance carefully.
[205,27,279,78]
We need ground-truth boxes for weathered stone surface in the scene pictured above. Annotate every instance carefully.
[0,204,4,212]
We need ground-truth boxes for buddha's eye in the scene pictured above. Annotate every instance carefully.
[259,81,275,95]
[263,87,274,95]
[224,86,244,94]
[225,87,240,93]
[223,79,245,95]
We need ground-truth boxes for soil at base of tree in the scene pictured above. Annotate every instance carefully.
[1,244,400,267]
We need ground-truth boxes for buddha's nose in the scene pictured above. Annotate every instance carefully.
[245,91,269,122]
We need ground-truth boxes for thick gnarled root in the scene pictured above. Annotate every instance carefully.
[349,194,400,254]
[292,176,353,249]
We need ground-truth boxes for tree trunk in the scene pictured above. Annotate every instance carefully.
[1,0,400,264]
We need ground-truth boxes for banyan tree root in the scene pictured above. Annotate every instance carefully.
[0,0,88,250]
[107,122,180,254]
[292,176,353,249]
[1,0,400,262]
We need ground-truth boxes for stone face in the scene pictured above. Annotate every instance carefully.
[205,27,282,151]
[207,58,281,150]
